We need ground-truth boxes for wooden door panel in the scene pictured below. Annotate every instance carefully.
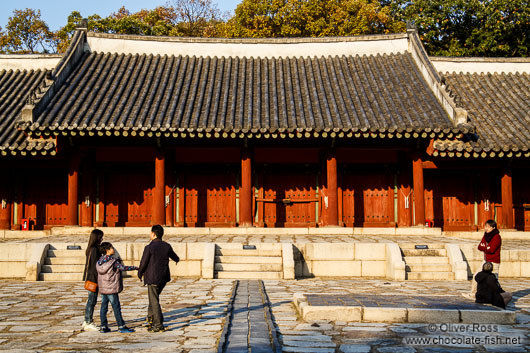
[341,173,394,227]
[21,171,68,229]
[424,172,475,231]
[514,169,530,231]
[261,172,317,227]
[184,171,236,227]
[104,169,153,226]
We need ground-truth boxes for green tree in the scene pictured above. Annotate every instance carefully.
[385,0,529,57]
[101,6,175,36]
[3,8,56,53]
[221,0,405,38]
[55,11,106,53]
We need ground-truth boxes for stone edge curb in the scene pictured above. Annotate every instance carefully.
[216,280,239,353]
[292,294,516,325]
[259,280,282,353]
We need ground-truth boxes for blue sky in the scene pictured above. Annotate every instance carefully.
[0,0,241,31]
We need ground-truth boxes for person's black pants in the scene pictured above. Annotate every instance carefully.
[147,283,166,328]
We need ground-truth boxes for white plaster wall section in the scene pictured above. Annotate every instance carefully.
[431,57,530,74]
[0,55,61,70]
[86,35,409,58]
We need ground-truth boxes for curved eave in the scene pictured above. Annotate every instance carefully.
[24,125,464,141]
[432,148,530,159]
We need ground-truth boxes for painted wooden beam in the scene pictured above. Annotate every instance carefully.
[326,151,339,226]
[239,149,252,227]
[68,151,80,226]
[412,154,425,226]
[501,168,514,229]
[153,150,166,225]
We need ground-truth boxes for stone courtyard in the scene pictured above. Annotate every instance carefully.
[0,277,529,352]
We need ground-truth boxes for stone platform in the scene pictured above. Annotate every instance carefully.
[294,293,516,324]
[0,278,528,352]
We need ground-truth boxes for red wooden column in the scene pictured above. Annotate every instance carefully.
[153,150,166,225]
[412,155,425,226]
[239,149,252,227]
[80,160,94,227]
[501,168,514,229]
[326,150,339,226]
[68,151,80,225]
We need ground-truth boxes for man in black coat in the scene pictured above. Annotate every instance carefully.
[138,225,179,332]
[475,262,512,309]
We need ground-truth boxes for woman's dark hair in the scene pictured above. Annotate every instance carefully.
[485,219,497,229]
[86,229,104,256]
[99,242,113,254]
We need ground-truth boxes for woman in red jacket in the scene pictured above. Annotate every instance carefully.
[464,219,502,299]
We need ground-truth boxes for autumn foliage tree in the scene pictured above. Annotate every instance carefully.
[1,1,528,57]
[1,9,56,53]
[220,0,406,37]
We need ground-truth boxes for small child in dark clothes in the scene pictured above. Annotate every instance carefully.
[96,242,138,333]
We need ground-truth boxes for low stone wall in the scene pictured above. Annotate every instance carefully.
[0,242,207,279]
[3,241,530,280]
[114,242,205,277]
[294,243,388,278]
[0,243,47,279]
[459,244,530,278]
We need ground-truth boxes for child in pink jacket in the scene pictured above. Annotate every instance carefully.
[97,242,138,333]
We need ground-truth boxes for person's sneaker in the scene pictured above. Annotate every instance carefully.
[99,326,111,333]
[82,321,99,331]
[461,292,475,300]
[119,326,135,333]
[148,325,166,333]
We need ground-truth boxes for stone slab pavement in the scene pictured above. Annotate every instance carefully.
[2,233,530,250]
[0,278,529,352]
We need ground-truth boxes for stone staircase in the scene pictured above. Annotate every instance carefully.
[401,244,455,280]
[40,246,85,281]
[214,244,284,279]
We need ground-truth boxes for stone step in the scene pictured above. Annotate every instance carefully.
[45,257,85,265]
[404,256,449,264]
[215,256,283,264]
[39,272,84,281]
[216,271,283,280]
[215,248,281,257]
[214,263,283,272]
[41,265,85,273]
[47,249,85,258]
[399,243,445,250]
[407,272,455,280]
[406,263,453,272]
[402,249,447,257]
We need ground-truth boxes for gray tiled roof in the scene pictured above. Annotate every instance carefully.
[435,72,530,157]
[0,69,56,154]
[29,51,456,135]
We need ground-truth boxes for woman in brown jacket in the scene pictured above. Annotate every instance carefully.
[82,229,104,331]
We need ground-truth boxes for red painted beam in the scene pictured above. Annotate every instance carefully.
[412,155,425,226]
[501,168,514,229]
[326,151,338,226]
[239,149,252,227]
[153,150,166,225]
[68,151,80,225]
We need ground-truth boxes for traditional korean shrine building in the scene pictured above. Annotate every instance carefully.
[0,27,529,231]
